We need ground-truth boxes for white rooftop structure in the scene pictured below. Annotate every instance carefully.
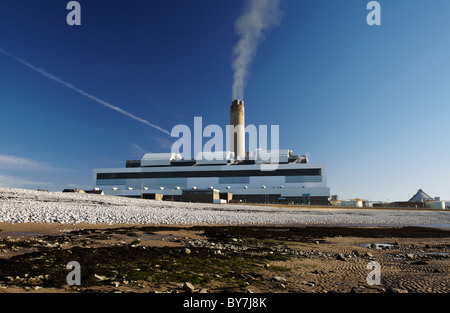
[140,153,182,167]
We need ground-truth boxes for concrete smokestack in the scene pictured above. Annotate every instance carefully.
[230,99,245,159]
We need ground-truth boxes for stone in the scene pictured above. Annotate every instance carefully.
[94,274,108,281]
[350,286,366,293]
[336,254,346,261]
[386,287,408,293]
[433,268,441,273]
[183,282,195,293]
[412,260,428,265]
[273,276,286,283]
[304,282,315,287]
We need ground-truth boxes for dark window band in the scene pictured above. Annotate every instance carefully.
[97,168,322,180]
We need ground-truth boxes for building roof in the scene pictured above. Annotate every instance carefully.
[408,189,434,202]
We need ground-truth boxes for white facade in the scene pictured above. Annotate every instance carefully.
[93,155,330,202]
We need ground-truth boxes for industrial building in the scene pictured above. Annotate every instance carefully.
[93,100,331,204]
[372,189,447,209]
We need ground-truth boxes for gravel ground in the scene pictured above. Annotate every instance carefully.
[0,187,449,227]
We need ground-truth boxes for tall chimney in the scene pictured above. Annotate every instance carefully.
[230,99,245,159]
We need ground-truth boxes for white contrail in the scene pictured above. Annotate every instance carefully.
[232,0,283,100]
[0,48,171,135]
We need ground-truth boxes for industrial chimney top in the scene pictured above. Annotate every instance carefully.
[231,99,244,107]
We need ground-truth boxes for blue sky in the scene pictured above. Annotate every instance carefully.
[0,0,449,201]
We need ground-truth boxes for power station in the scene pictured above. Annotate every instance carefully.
[93,100,331,204]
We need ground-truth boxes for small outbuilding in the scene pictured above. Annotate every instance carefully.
[182,189,220,203]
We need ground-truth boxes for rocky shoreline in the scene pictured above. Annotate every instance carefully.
[0,224,448,293]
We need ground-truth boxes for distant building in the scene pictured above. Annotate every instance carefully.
[408,189,434,203]
[83,188,104,195]
[62,188,104,195]
[373,189,445,209]
[62,188,80,193]
[182,188,220,203]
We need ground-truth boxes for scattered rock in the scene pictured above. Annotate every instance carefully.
[111,281,120,288]
[94,274,108,281]
[336,254,346,261]
[350,286,366,293]
[412,260,428,265]
[386,287,408,293]
[302,281,315,287]
[239,274,256,281]
[273,276,286,283]
[183,282,195,293]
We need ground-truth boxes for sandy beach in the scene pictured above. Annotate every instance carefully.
[0,222,448,293]
[0,188,449,293]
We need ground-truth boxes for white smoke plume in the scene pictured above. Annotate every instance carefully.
[0,48,171,135]
[232,0,283,100]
